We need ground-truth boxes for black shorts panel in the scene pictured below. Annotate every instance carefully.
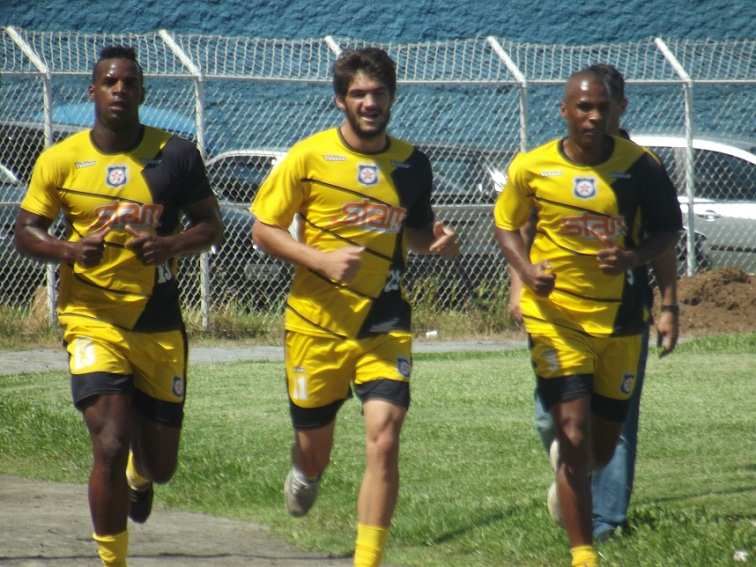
[591,394,630,423]
[133,388,185,427]
[289,397,347,430]
[71,372,134,410]
[536,373,592,411]
[354,379,410,409]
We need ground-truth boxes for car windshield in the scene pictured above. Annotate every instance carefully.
[419,144,512,205]
[693,150,755,201]
[206,151,283,203]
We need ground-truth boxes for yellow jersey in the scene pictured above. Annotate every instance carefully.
[252,128,434,339]
[494,136,682,337]
[21,126,213,331]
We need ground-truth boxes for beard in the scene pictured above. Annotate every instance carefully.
[97,106,140,132]
[344,107,391,140]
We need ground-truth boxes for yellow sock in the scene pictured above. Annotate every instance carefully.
[571,544,599,567]
[126,451,149,490]
[93,530,128,567]
[354,523,389,567]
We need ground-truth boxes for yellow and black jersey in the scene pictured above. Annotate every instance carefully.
[494,135,682,337]
[21,126,212,331]
[252,128,434,339]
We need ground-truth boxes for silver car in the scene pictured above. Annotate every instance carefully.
[631,134,756,274]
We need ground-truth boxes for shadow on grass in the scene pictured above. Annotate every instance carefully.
[425,501,543,545]
[643,483,756,505]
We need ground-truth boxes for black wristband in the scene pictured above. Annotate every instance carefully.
[660,304,680,314]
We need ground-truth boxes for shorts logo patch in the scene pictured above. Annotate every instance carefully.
[106,165,128,188]
[292,366,308,401]
[397,357,411,379]
[172,376,185,398]
[573,176,597,199]
[620,372,635,394]
[71,337,96,371]
[542,348,559,374]
[357,163,379,186]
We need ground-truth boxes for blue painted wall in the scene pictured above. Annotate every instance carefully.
[2,0,753,42]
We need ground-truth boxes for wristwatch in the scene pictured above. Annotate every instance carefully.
[660,304,680,314]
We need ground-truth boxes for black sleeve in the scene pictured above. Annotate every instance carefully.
[174,139,213,208]
[637,153,683,234]
[403,149,435,229]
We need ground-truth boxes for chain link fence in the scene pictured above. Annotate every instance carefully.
[1,28,754,333]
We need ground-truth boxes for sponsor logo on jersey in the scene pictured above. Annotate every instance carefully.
[397,357,411,378]
[540,169,562,177]
[560,213,626,239]
[342,200,406,233]
[105,165,128,188]
[93,201,164,231]
[573,176,597,199]
[323,154,346,161]
[620,372,635,394]
[172,376,185,398]
[74,160,96,169]
[357,163,379,186]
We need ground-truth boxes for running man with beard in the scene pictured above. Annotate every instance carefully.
[251,47,458,567]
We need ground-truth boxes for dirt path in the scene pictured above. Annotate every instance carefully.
[0,339,520,566]
[0,475,353,566]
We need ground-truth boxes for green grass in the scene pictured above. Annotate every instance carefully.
[0,334,754,566]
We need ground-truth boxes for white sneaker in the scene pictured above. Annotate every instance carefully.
[284,468,320,517]
[547,481,564,526]
[549,439,559,472]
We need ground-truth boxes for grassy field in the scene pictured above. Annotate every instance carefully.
[0,333,754,566]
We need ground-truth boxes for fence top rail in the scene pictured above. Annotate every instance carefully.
[2,28,753,82]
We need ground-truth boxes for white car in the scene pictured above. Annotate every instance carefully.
[631,134,756,274]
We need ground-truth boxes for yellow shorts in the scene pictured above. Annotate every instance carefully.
[284,330,412,427]
[529,325,644,420]
[62,316,187,426]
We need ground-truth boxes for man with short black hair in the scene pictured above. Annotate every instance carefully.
[15,45,223,566]
[495,67,681,566]
[252,47,458,567]
[509,63,680,543]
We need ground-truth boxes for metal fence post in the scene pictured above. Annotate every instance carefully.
[159,29,210,330]
[486,36,528,152]
[656,37,697,276]
[6,26,58,326]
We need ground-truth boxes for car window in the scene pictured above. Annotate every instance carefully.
[420,145,513,205]
[205,152,282,203]
[693,149,755,201]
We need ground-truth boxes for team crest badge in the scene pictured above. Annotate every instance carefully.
[357,164,379,186]
[397,357,411,379]
[573,176,597,199]
[106,165,128,188]
[620,373,635,394]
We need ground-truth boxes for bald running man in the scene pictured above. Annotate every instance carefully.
[494,68,681,566]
